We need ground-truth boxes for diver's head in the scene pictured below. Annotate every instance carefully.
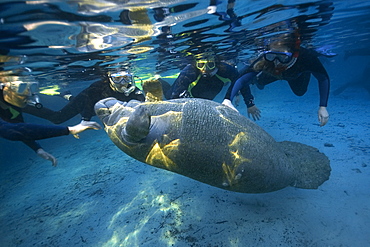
[263,50,293,66]
[254,33,300,73]
[195,54,218,77]
[108,70,136,96]
[1,78,39,108]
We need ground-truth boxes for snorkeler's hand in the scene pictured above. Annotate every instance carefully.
[318,106,329,126]
[68,121,102,138]
[79,120,102,129]
[247,105,261,121]
[37,148,57,167]
[222,99,238,112]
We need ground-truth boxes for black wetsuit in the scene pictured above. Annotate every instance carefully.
[0,92,69,152]
[23,77,145,124]
[166,62,255,107]
[231,47,330,107]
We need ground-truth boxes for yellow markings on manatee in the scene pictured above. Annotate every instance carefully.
[229,132,251,166]
[222,162,239,187]
[229,131,249,148]
[145,139,180,170]
[222,132,252,186]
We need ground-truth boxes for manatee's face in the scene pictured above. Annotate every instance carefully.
[94,97,137,126]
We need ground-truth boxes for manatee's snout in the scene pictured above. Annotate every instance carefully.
[95,97,118,116]
[95,97,118,112]
[95,97,127,126]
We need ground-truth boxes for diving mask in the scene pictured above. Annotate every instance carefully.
[263,51,293,64]
[1,81,40,108]
[196,59,218,77]
[196,60,216,70]
[109,71,136,95]
[8,81,39,96]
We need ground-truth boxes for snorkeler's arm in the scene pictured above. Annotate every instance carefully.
[78,81,104,121]
[0,118,65,165]
[226,71,258,105]
[223,71,261,120]
[0,119,70,141]
[315,72,330,107]
[23,140,42,152]
[312,69,330,126]
[0,119,100,142]
[309,57,330,107]
[23,104,58,120]
[21,139,58,166]
[303,51,330,126]
[169,64,198,99]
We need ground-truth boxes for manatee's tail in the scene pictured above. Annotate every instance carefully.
[278,141,331,189]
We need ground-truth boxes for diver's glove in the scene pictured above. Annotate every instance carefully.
[37,148,57,167]
[247,105,261,121]
[222,99,238,112]
[68,121,102,139]
[318,106,329,127]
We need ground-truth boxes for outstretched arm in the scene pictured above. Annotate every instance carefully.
[1,119,101,166]
[310,56,330,126]
[229,71,258,102]
[0,119,70,141]
[223,71,261,120]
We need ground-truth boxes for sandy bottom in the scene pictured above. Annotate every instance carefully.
[1,83,369,247]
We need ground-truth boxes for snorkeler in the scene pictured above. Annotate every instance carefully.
[162,52,260,120]
[0,77,101,166]
[224,32,331,126]
[23,68,145,124]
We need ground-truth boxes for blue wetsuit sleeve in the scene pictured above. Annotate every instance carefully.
[0,119,69,142]
[230,72,258,107]
[302,48,330,107]
[22,140,42,152]
[312,71,330,107]
[308,57,330,107]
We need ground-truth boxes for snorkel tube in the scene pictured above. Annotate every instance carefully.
[27,94,43,109]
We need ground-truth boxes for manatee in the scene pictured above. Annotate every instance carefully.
[94,82,330,194]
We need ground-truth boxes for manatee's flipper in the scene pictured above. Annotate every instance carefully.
[279,141,331,189]
[142,79,164,102]
[124,105,151,142]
